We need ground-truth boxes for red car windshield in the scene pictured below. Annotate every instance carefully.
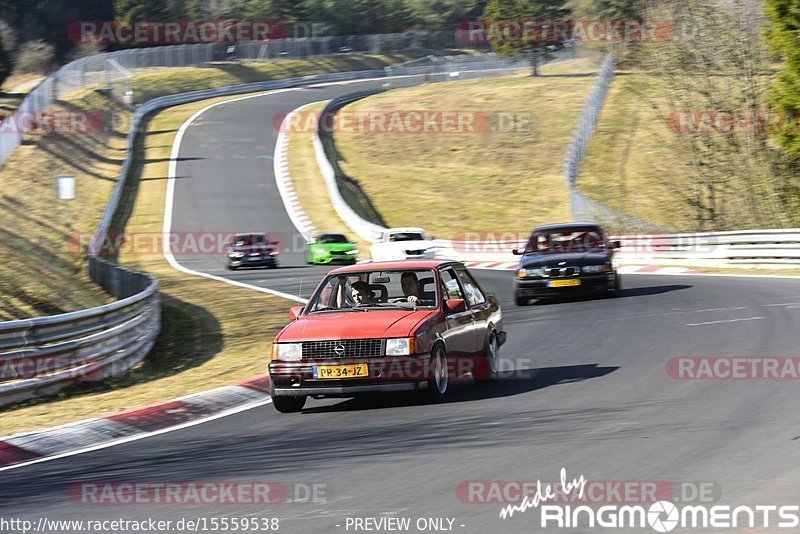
[306,269,438,313]
[524,229,608,254]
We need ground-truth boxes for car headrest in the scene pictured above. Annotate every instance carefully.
[368,284,388,302]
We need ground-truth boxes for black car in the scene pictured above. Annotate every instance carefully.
[512,222,621,305]
[225,233,279,270]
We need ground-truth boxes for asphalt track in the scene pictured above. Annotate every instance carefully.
[3,76,800,533]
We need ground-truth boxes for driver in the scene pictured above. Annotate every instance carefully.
[398,272,430,305]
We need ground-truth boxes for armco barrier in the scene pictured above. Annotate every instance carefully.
[616,229,800,268]
[0,257,159,407]
[436,230,800,268]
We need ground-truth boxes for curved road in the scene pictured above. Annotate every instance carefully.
[2,78,800,533]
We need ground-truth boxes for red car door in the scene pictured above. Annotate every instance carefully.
[455,267,491,352]
[439,267,477,362]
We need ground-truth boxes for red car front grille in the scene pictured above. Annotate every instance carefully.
[301,339,385,359]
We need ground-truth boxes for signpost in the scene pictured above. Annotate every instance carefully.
[56,174,75,228]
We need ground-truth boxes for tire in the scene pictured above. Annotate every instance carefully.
[606,273,621,297]
[270,382,306,413]
[474,330,499,382]
[515,294,528,306]
[227,264,237,271]
[422,345,449,401]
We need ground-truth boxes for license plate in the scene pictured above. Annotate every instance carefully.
[549,278,581,287]
[313,364,369,379]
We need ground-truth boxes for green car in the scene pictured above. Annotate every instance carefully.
[306,233,359,265]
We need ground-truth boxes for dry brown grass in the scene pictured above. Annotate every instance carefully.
[332,55,603,239]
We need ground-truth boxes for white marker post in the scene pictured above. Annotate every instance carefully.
[56,174,76,228]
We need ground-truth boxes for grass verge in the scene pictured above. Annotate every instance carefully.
[332,55,602,239]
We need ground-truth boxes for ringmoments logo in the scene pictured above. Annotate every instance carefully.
[499,468,800,531]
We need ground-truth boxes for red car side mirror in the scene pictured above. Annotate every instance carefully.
[612,240,622,249]
[288,306,303,320]
[445,299,467,314]
[512,248,522,255]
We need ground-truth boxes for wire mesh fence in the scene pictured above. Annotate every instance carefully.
[563,53,667,232]
[563,52,615,188]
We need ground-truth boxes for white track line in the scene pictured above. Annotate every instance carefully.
[164,89,309,303]
[685,317,765,327]
[0,398,272,473]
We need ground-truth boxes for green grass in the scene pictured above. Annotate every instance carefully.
[0,88,123,320]
[332,55,603,239]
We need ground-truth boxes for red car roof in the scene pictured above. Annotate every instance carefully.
[328,259,459,274]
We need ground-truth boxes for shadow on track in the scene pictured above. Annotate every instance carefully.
[619,285,691,297]
[301,364,618,413]
[530,284,691,306]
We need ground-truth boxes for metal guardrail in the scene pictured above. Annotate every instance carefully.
[615,229,800,267]
[0,257,159,407]
[433,230,800,268]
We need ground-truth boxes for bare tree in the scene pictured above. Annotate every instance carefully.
[639,0,798,229]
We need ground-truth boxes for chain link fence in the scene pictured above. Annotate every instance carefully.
[563,53,668,232]
[0,31,484,168]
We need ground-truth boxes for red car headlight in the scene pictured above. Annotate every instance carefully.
[271,343,302,361]
[386,338,417,356]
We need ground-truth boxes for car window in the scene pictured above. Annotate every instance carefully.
[235,234,266,247]
[318,234,348,244]
[524,228,606,253]
[440,269,465,301]
[389,232,425,242]
[456,269,486,306]
[306,270,438,312]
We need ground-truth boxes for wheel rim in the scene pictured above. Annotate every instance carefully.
[487,333,499,374]
[434,349,448,394]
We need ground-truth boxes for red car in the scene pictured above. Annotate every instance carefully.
[268,260,506,412]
